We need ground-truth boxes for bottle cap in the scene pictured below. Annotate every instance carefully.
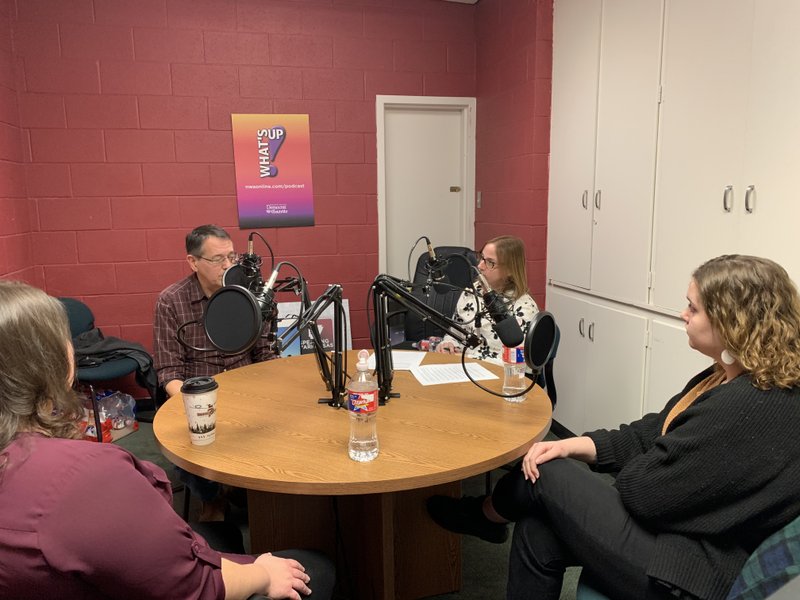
[356,349,370,371]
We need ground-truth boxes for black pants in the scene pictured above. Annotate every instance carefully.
[492,459,688,600]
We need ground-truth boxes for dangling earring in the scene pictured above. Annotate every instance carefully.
[720,349,736,365]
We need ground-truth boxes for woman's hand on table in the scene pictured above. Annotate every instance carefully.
[436,341,458,354]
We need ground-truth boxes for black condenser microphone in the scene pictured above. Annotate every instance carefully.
[222,234,263,291]
[239,235,263,288]
[477,272,524,347]
[260,264,281,306]
[425,238,448,294]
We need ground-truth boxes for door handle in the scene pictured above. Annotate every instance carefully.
[581,190,588,210]
[594,190,601,210]
[745,185,756,214]
[588,321,595,342]
[578,318,585,337]
[723,185,733,213]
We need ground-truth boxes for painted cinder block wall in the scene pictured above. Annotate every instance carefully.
[0,0,552,357]
[475,0,551,308]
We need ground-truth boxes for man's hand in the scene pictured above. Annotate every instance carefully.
[165,379,183,398]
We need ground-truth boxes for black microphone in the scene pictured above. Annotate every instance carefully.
[231,234,263,291]
[259,264,281,306]
[425,238,449,294]
[477,272,524,348]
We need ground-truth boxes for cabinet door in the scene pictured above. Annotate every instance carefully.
[644,319,712,416]
[651,0,754,312]
[547,289,647,434]
[583,303,648,432]
[547,289,590,433]
[740,0,800,282]
[547,0,601,289]
[590,0,662,303]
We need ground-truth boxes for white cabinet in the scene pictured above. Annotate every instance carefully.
[652,0,800,312]
[644,319,713,416]
[548,0,662,303]
[547,0,800,433]
[547,0,600,290]
[739,0,800,280]
[548,289,648,434]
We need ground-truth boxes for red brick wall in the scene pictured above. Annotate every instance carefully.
[3,0,554,356]
[474,0,552,309]
[0,0,35,285]
[10,0,480,352]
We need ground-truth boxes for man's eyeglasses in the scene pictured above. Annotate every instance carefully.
[477,253,498,270]
[195,252,239,266]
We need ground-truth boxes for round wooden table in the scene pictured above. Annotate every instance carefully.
[154,351,551,599]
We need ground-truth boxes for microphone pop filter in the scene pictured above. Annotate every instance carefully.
[494,318,524,348]
[524,311,557,371]
[204,285,262,354]
[222,263,248,288]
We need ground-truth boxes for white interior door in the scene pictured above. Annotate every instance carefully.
[377,96,476,279]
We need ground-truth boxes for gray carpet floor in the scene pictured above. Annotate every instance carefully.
[116,422,581,600]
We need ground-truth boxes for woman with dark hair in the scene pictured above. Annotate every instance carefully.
[429,255,800,600]
[0,281,334,600]
[437,235,539,362]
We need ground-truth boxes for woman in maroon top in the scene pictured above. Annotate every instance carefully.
[0,281,334,600]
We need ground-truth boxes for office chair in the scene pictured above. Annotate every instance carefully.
[60,298,157,442]
[394,246,479,346]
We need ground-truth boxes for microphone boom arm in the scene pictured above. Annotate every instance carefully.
[372,274,481,405]
[276,283,347,407]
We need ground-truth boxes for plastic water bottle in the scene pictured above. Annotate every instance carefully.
[347,349,379,462]
[502,345,527,403]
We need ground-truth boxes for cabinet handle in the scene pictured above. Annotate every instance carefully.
[745,185,756,214]
[588,321,595,342]
[581,190,588,210]
[578,318,585,337]
[594,189,601,210]
[723,185,733,213]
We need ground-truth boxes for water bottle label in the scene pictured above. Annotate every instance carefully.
[502,346,524,364]
[348,390,377,413]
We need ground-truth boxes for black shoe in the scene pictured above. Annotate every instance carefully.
[426,495,509,544]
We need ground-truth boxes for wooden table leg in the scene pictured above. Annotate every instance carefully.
[246,480,461,600]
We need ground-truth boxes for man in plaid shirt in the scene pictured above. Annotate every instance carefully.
[153,224,277,519]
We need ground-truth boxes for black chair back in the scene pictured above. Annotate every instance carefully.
[403,246,479,342]
[60,297,95,337]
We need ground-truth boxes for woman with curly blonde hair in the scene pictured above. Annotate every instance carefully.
[693,254,800,389]
[428,255,800,600]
